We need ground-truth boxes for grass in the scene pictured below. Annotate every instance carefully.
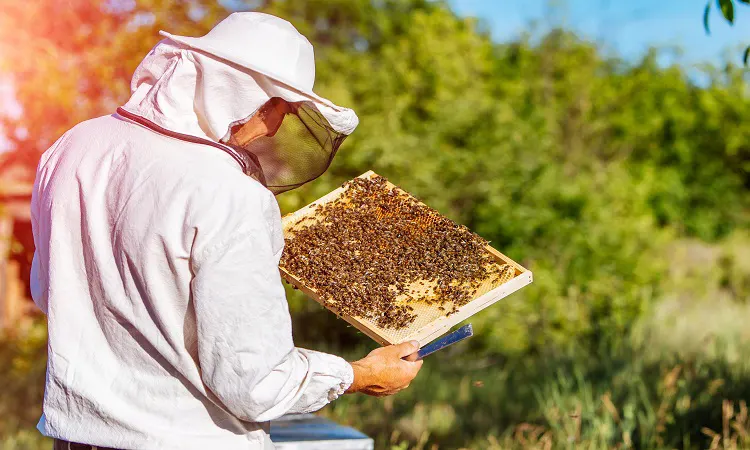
[1,238,749,449]
[2,318,749,450]
[315,335,750,450]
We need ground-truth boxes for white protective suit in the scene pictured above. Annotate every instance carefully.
[31,13,358,450]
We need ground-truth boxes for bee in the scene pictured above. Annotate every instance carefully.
[279,175,502,330]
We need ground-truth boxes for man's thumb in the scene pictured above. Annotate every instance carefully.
[395,340,420,358]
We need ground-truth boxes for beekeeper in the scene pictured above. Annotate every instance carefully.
[30,12,422,450]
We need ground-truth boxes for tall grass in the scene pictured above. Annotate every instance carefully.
[2,236,749,449]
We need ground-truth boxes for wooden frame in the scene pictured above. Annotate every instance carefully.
[280,171,533,347]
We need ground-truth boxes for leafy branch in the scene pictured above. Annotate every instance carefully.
[703,0,750,65]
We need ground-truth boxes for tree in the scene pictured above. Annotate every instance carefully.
[0,0,231,170]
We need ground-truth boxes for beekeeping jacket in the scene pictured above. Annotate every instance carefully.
[30,12,358,450]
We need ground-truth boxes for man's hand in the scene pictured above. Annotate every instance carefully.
[346,341,423,397]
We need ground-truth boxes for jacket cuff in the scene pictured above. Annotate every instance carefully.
[293,349,354,412]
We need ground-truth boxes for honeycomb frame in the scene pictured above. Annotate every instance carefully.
[279,171,533,346]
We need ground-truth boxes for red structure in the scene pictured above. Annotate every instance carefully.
[0,153,36,328]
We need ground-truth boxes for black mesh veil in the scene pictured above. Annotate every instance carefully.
[225,99,349,194]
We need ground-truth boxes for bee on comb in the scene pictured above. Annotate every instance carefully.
[280,175,516,330]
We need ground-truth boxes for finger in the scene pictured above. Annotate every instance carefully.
[405,359,424,377]
[385,387,404,396]
[403,351,419,362]
[394,340,421,358]
[395,381,413,393]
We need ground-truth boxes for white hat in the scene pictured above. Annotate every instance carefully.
[121,12,358,193]
[159,13,344,113]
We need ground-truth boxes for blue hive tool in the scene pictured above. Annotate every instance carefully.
[406,324,474,361]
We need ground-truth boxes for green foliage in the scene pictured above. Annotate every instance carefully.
[0,322,47,438]
[702,0,750,64]
[718,0,735,24]
[269,1,748,357]
[0,430,49,450]
[1,0,750,449]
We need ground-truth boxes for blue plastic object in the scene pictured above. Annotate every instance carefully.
[411,324,474,360]
[271,414,372,445]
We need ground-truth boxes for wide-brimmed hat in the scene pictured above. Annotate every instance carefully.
[159,12,354,126]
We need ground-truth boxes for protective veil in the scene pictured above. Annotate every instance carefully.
[119,12,358,193]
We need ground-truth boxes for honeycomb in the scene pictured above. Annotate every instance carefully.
[280,172,529,345]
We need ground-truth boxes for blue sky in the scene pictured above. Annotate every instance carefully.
[449,0,749,65]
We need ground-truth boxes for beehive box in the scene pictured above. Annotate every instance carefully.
[280,171,533,346]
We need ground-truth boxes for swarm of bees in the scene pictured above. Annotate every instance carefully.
[280,176,516,330]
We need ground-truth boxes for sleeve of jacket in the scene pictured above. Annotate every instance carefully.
[189,188,353,423]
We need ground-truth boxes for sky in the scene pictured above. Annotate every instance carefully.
[449,0,749,66]
[1,0,748,151]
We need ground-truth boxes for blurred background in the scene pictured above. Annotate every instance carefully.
[0,0,748,449]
